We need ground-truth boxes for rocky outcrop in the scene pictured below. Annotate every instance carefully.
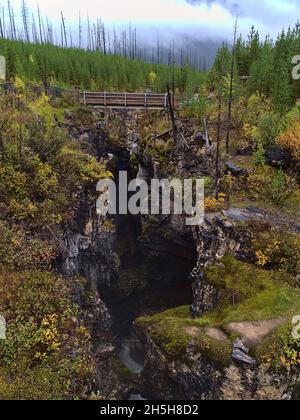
[60,108,300,401]
[225,161,249,177]
[190,215,237,317]
[59,110,127,398]
[62,194,119,290]
[70,277,124,399]
[265,147,290,168]
[60,194,126,398]
[137,204,300,400]
[190,206,300,318]
[232,339,256,366]
[138,327,299,400]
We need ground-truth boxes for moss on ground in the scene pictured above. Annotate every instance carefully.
[137,256,300,368]
[203,257,300,367]
[203,255,300,327]
[137,306,232,367]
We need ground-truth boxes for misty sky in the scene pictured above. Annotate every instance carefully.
[15,0,300,41]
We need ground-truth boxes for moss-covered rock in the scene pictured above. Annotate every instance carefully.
[138,255,300,370]
[203,255,300,327]
[137,306,232,367]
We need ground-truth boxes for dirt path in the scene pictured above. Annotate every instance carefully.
[225,319,286,349]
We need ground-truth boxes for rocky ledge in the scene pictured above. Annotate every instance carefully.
[136,207,300,400]
[137,325,299,400]
[136,303,300,400]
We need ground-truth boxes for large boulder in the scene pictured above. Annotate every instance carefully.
[236,145,254,156]
[265,147,290,168]
[225,161,249,177]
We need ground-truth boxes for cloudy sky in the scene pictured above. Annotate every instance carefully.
[16,0,300,40]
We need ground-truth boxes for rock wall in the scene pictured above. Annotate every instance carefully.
[59,110,126,398]
[63,193,119,289]
[138,327,299,401]
[190,215,237,316]
[60,109,300,401]
[137,207,300,400]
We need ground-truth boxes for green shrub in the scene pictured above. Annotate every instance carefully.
[269,169,289,206]
[257,112,282,150]
[0,270,94,400]
[246,166,292,207]
[203,255,300,326]
[253,144,266,167]
[256,323,300,368]
[0,221,57,270]
[252,229,300,275]
[0,94,111,227]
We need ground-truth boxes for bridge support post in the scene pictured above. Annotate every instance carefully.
[167,84,178,143]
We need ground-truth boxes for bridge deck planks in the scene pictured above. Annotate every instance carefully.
[81,91,178,109]
[0,85,178,109]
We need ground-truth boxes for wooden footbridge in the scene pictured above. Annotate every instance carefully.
[1,83,179,110]
[81,91,178,109]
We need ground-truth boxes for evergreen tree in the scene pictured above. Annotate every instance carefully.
[0,38,206,93]
[272,31,293,115]
[248,38,274,97]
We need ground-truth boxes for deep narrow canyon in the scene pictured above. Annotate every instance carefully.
[60,109,300,400]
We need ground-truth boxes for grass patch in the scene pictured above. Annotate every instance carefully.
[137,306,231,367]
[256,322,300,368]
[203,255,300,327]
[211,288,299,326]
[137,257,300,369]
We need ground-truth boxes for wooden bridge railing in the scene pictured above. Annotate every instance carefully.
[0,83,179,110]
[81,91,176,109]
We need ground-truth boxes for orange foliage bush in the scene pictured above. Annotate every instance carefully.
[277,122,300,161]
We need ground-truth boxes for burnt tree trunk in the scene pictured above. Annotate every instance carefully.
[167,84,177,143]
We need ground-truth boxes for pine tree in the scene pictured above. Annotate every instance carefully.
[226,18,238,154]
[272,31,293,115]
[248,38,273,97]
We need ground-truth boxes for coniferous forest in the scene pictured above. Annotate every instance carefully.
[0,9,299,107]
[0,38,207,92]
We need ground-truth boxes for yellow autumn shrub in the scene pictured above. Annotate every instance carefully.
[277,121,300,161]
[253,230,300,275]
[204,193,226,212]
[0,270,95,399]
